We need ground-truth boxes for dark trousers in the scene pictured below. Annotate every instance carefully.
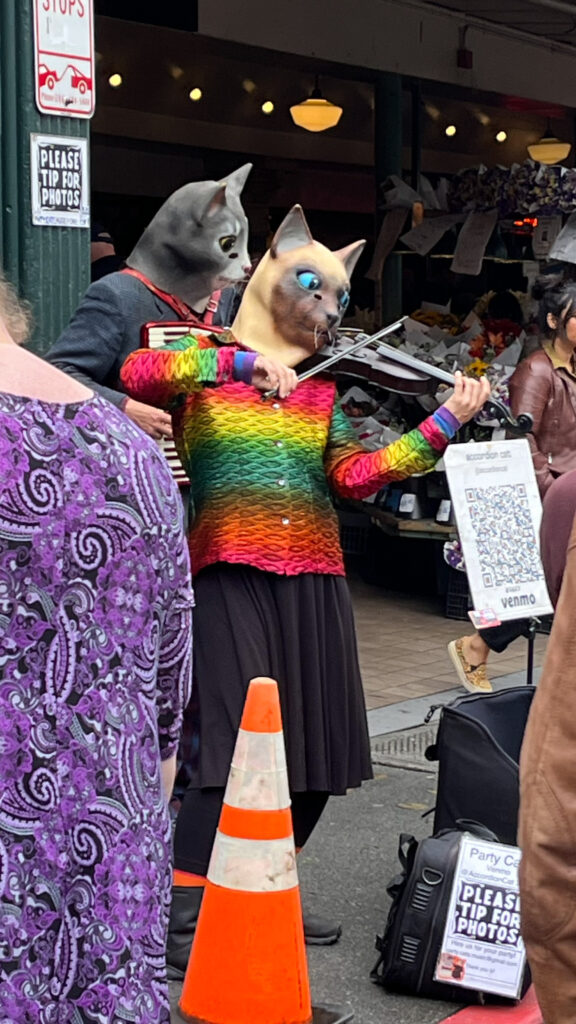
[478,618,532,654]
[174,788,329,876]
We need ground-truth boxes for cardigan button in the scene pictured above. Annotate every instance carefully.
[272,402,280,410]
[277,478,286,487]
[281,517,290,525]
[275,440,284,447]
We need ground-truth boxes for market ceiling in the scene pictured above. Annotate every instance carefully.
[422,0,576,45]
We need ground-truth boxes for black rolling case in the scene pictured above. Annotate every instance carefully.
[426,687,535,846]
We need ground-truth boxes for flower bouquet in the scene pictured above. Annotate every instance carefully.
[468,318,524,362]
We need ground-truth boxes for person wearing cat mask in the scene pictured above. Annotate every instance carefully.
[46,165,252,440]
[121,205,490,976]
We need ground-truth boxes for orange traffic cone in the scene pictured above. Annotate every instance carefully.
[178,676,313,1024]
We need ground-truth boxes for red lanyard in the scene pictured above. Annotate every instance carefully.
[122,267,221,328]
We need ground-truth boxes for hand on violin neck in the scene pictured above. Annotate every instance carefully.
[442,371,491,425]
[252,354,298,399]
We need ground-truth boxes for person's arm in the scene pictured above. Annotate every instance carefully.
[509,357,554,496]
[325,373,489,498]
[160,754,178,804]
[45,278,130,407]
[121,334,261,407]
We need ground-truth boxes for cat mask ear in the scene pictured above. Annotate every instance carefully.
[223,163,252,195]
[199,183,228,222]
[334,240,366,279]
[200,163,252,220]
[270,205,314,258]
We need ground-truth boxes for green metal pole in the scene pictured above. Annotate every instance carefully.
[0,1,20,280]
[0,0,90,354]
[374,73,403,324]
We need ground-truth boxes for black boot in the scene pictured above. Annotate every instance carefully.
[166,886,204,980]
[302,909,342,946]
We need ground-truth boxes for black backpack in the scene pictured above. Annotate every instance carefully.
[371,822,528,1004]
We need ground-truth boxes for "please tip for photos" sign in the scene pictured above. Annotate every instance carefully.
[30,134,90,228]
[435,835,527,1000]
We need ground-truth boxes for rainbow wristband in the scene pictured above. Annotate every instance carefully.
[433,406,461,439]
[233,351,258,384]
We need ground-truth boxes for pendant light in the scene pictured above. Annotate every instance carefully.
[528,122,571,165]
[290,76,343,133]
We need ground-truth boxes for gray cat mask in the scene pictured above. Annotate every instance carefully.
[127,164,252,308]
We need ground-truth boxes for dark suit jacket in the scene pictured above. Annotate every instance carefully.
[46,272,182,407]
[47,272,234,409]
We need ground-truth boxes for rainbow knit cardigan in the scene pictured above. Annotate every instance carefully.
[121,333,453,577]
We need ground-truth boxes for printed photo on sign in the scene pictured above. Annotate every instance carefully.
[30,134,90,228]
[435,836,527,1000]
[444,440,553,624]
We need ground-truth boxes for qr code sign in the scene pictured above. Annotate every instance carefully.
[465,484,541,588]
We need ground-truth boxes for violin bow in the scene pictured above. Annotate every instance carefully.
[261,317,407,401]
[261,315,533,436]
[297,317,408,383]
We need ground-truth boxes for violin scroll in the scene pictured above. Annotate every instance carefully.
[483,398,533,437]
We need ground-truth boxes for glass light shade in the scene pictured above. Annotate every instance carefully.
[290,96,343,132]
[527,135,572,165]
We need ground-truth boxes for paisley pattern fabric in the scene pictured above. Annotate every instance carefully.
[0,392,193,1024]
[121,333,451,577]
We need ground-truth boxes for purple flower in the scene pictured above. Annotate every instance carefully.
[444,540,466,572]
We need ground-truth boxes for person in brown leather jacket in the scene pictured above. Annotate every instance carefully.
[448,278,576,693]
[519,469,576,1023]
[512,278,576,497]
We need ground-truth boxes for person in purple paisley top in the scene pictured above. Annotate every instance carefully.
[0,274,193,1024]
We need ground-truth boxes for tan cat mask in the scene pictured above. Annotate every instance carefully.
[231,205,365,367]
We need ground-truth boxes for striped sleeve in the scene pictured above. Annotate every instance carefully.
[120,333,237,408]
[324,397,452,499]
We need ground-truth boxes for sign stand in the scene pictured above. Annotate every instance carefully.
[525,618,537,687]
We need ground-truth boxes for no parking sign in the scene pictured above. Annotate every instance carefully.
[33,0,95,118]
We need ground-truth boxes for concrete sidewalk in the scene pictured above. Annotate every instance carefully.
[366,667,540,738]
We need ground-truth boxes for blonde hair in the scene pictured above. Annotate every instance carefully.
[0,274,32,344]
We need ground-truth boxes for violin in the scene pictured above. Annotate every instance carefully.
[299,320,437,397]
[264,317,533,437]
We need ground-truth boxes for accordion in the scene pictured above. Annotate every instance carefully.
[141,321,214,487]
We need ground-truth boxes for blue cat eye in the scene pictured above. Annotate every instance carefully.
[296,270,321,292]
[340,290,351,309]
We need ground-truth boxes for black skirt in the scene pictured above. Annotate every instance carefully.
[189,563,373,795]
